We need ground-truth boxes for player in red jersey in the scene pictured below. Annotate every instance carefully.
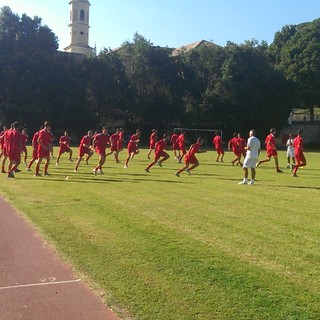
[26,126,42,172]
[228,132,241,166]
[213,131,224,162]
[21,128,28,165]
[177,131,187,163]
[124,129,141,168]
[292,130,306,177]
[237,133,247,160]
[35,121,52,176]
[106,129,121,163]
[48,129,55,159]
[74,130,94,172]
[56,131,73,165]
[170,131,180,161]
[93,127,110,175]
[145,133,170,172]
[0,126,7,158]
[117,128,125,153]
[256,128,282,172]
[4,122,22,178]
[0,126,8,173]
[147,129,158,159]
[175,137,207,177]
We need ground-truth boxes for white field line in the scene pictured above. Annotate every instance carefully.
[0,279,81,291]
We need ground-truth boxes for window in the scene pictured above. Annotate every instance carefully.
[80,10,85,21]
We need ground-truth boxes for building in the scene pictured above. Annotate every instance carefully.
[64,0,93,56]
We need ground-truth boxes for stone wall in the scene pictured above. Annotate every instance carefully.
[280,123,320,145]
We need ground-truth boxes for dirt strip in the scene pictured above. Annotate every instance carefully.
[0,196,121,320]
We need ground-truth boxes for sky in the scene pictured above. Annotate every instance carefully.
[1,0,320,52]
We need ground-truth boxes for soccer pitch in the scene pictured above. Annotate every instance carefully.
[1,148,319,320]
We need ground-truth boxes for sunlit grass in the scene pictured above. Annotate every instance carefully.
[0,147,319,320]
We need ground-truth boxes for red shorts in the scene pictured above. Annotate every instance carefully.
[295,153,306,164]
[117,141,123,150]
[109,145,117,152]
[59,145,71,154]
[8,150,21,163]
[149,141,156,149]
[128,146,138,154]
[21,146,27,153]
[79,147,91,157]
[2,147,8,157]
[185,154,197,164]
[38,147,50,158]
[216,148,224,155]
[154,151,167,160]
[172,143,179,150]
[267,149,278,158]
[95,148,106,157]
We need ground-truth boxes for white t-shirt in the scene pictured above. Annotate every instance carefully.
[246,136,260,157]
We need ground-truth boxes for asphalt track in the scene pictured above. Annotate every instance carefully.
[0,196,121,320]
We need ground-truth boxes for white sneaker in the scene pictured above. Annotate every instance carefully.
[124,165,128,168]
[248,180,254,185]
[26,167,31,172]
[55,162,59,166]
[238,180,248,185]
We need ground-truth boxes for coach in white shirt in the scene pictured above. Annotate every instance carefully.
[239,129,261,185]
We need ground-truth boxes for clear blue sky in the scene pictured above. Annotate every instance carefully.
[1,0,320,51]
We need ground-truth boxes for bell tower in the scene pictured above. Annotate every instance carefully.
[64,0,92,56]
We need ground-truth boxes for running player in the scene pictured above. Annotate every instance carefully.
[292,130,306,177]
[228,132,241,166]
[26,126,42,172]
[256,128,282,172]
[177,131,187,163]
[74,130,94,172]
[93,127,110,175]
[175,137,207,177]
[147,129,157,159]
[0,126,8,173]
[145,133,170,172]
[21,128,28,165]
[213,131,224,162]
[170,131,180,161]
[106,129,120,163]
[35,121,52,177]
[124,129,141,168]
[4,122,22,178]
[56,131,73,165]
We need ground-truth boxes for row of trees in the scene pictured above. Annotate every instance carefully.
[1,6,319,142]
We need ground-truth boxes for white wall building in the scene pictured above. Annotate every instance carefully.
[64,0,92,56]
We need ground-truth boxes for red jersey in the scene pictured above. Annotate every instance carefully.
[79,135,92,149]
[228,137,238,153]
[265,134,276,151]
[213,135,222,150]
[155,139,167,155]
[32,131,40,149]
[293,136,303,155]
[59,135,71,147]
[110,132,120,148]
[187,142,200,156]
[38,128,52,149]
[0,130,7,148]
[94,133,110,151]
[177,134,185,148]
[6,129,22,154]
[21,133,28,148]
[128,134,139,148]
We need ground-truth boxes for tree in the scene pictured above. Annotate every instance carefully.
[270,20,320,121]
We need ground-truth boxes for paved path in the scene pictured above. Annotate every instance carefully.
[0,197,121,320]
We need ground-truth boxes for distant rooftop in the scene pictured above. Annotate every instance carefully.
[171,40,220,56]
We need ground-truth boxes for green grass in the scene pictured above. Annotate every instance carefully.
[1,148,320,320]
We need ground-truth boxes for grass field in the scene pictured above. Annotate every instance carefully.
[0,147,319,320]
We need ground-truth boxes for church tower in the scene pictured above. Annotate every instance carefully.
[64,0,93,56]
